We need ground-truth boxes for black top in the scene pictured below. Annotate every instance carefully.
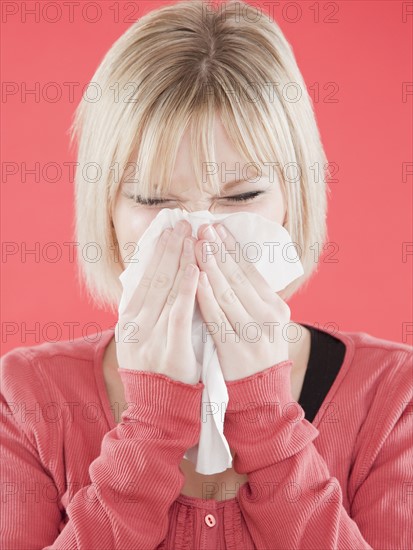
[297,324,347,423]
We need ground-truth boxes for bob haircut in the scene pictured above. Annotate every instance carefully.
[69,0,330,314]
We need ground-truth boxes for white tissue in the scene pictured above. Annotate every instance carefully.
[118,208,304,474]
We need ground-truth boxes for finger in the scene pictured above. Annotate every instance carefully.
[158,235,197,322]
[122,227,172,320]
[196,270,240,349]
[195,238,252,336]
[210,223,277,307]
[167,263,200,370]
[141,220,192,327]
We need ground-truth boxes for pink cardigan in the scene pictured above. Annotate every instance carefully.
[1,324,412,549]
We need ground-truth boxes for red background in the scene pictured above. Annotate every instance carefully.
[1,0,412,353]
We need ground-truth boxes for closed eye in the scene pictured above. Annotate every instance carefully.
[123,190,265,206]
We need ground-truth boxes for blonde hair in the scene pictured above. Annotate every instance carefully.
[69,0,330,313]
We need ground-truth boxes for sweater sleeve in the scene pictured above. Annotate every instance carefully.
[0,349,204,550]
[223,358,413,550]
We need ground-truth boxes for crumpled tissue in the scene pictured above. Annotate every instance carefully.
[117,208,304,474]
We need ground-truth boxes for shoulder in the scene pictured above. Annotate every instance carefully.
[1,327,114,370]
[2,330,105,367]
[331,329,413,495]
[1,329,115,480]
[340,328,412,384]
[345,328,412,354]
[306,323,412,428]
[334,327,412,431]
[306,322,412,384]
[1,329,114,423]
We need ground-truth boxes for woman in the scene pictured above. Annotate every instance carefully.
[1,1,411,548]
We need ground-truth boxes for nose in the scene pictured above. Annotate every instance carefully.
[178,201,213,213]
[175,204,219,242]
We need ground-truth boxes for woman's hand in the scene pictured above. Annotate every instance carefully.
[115,220,202,385]
[194,223,291,382]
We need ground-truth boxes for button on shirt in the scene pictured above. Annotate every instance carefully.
[204,513,216,527]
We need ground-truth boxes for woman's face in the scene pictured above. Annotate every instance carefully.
[112,114,287,270]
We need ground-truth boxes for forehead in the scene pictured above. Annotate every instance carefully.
[123,110,275,199]
[167,114,259,192]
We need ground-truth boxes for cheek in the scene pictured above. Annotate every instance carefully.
[250,187,286,225]
[113,202,161,267]
[258,199,285,224]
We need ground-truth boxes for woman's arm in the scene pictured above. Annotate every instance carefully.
[1,350,204,550]
[223,357,412,550]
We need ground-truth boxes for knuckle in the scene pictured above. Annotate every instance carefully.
[140,276,152,289]
[118,320,141,339]
[274,297,291,319]
[221,286,237,305]
[217,309,228,326]
[152,272,171,289]
[178,266,187,279]
[169,318,180,333]
[243,260,256,276]
[229,267,247,286]
[169,309,189,326]
[179,286,192,297]
[166,289,178,305]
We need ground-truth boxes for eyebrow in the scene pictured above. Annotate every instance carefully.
[165,178,259,199]
[124,176,266,199]
[223,178,253,190]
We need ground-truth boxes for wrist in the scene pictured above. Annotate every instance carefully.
[225,360,296,415]
[118,368,205,448]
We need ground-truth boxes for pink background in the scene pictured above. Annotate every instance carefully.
[1,0,412,353]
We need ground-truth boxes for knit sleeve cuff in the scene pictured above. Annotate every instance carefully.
[118,368,205,449]
[223,360,319,471]
[225,360,296,412]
